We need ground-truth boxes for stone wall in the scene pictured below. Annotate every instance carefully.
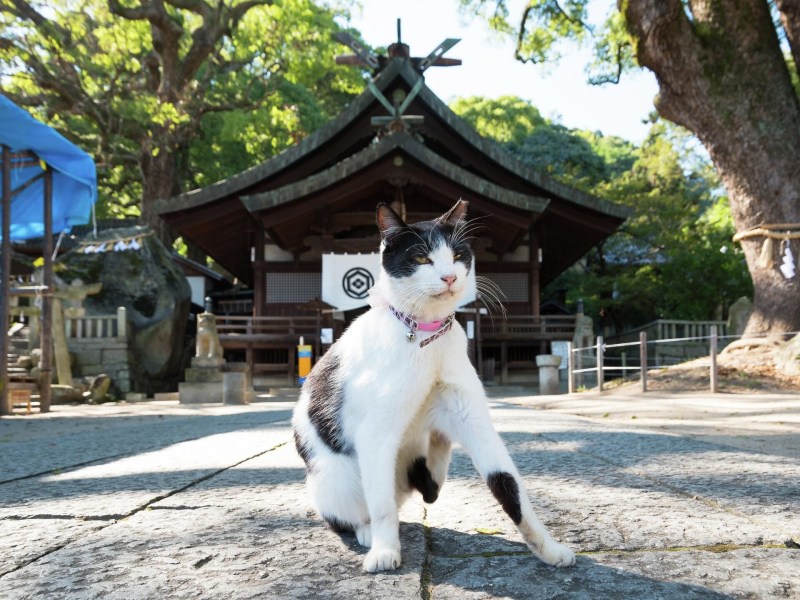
[68,338,133,396]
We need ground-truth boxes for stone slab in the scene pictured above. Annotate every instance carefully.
[2,393,800,598]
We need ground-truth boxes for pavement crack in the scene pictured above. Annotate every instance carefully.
[579,541,787,556]
[1,514,123,522]
[0,452,133,486]
[0,439,290,580]
[119,440,289,520]
[0,417,293,487]
[193,555,214,569]
[420,508,433,600]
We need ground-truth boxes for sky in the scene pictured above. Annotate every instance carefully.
[345,0,660,144]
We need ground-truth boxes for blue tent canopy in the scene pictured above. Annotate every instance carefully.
[0,94,97,241]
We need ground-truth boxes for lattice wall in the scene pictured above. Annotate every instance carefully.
[266,273,322,304]
[480,273,529,303]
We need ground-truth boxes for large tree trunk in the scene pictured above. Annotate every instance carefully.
[624,0,800,335]
[140,144,179,248]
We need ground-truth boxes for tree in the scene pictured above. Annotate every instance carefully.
[451,95,752,331]
[0,0,363,243]
[461,0,800,335]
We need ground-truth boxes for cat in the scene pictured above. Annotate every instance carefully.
[292,200,576,573]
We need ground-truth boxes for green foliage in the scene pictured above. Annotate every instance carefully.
[0,0,364,219]
[459,0,592,63]
[458,0,636,82]
[451,96,752,329]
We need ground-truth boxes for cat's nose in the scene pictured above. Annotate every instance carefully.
[442,274,457,287]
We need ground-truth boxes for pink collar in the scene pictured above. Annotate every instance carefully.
[418,319,445,331]
[388,305,455,347]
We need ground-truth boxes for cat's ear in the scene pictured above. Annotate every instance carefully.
[376,203,407,241]
[439,199,468,226]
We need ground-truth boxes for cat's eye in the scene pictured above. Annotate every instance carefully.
[414,256,432,264]
[453,254,462,260]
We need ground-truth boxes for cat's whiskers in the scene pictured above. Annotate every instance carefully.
[475,276,507,321]
[395,284,428,318]
[450,216,487,247]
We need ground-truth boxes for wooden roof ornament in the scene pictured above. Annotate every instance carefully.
[155,24,629,291]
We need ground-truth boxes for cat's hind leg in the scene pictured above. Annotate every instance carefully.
[306,451,372,546]
[426,429,452,493]
[405,429,452,503]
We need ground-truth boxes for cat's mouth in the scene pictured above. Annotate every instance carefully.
[433,290,458,300]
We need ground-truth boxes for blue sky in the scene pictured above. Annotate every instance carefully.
[345,0,659,144]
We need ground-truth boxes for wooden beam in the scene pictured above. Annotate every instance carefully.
[529,226,541,317]
[253,228,265,317]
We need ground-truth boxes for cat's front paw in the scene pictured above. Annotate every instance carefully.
[536,541,576,568]
[363,546,402,572]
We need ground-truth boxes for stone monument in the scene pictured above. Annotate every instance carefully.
[536,354,562,395]
[727,296,753,337]
[178,311,225,404]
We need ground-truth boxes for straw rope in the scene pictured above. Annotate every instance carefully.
[732,223,800,242]
[733,224,800,270]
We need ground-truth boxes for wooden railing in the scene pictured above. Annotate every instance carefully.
[215,315,321,341]
[215,315,322,384]
[480,315,577,340]
[476,314,577,384]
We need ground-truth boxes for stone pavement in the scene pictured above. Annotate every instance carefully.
[1,389,799,599]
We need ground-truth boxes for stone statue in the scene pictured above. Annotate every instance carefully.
[195,312,223,360]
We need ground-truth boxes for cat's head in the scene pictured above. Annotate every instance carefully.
[373,200,473,319]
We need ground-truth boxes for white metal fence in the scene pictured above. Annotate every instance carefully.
[566,327,797,393]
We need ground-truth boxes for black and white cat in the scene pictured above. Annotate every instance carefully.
[292,200,576,572]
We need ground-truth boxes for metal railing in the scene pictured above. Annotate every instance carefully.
[567,326,728,393]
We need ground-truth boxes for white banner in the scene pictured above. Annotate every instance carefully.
[322,253,381,311]
[321,253,477,311]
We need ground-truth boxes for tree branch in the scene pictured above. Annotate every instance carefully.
[621,0,706,125]
[181,0,273,86]
[106,0,160,21]
[1,0,72,47]
[776,0,800,75]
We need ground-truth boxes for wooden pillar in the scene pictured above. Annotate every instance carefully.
[528,226,541,316]
[1,146,11,415]
[253,228,265,317]
[39,167,53,412]
[529,226,545,353]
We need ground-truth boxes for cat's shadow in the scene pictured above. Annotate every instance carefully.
[327,522,730,599]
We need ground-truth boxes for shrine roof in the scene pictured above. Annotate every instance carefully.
[155,57,629,286]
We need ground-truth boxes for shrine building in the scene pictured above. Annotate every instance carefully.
[155,35,628,384]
